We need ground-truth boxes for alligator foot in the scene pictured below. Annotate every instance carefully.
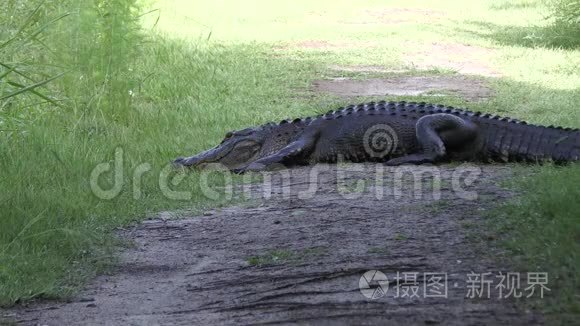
[232,167,246,174]
[232,163,262,174]
[232,162,268,174]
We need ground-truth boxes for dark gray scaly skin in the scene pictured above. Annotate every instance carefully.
[173,101,580,172]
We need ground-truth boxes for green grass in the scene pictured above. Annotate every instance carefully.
[394,233,408,241]
[0,0,579,316]
[550,0,580,26]
[423,200,451,215]
[490,165,580,316]
[246,249,296,266]
[247,248,326,266]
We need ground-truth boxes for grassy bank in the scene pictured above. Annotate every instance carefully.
[1,0,579,315]
[492,166,580,316]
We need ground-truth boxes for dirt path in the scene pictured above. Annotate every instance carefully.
[8,164,542,325]
[312,76,493,101]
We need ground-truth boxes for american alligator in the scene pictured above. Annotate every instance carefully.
[173,101,580,173]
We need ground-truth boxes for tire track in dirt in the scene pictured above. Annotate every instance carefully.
[8,164,542,325]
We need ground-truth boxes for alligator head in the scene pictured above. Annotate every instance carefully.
[173,126,269,170]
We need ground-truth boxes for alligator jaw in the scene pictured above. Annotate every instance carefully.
[173,145,228,168]
[173,156,204,168]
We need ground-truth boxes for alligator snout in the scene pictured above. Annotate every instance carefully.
[172,157,187,167]
[172,156,202,167]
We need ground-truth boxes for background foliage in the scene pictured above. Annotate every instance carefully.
[551,0,580,24]
[0,0,146,303]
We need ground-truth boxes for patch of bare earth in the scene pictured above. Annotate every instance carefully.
[325,42,501,78]
[313,76,493,102]
[7,164,542,325]
[404,42,501,77]
[327,65,407,74]
[274,40,377,51]
[296,7,444,28]
[345,8,446,25]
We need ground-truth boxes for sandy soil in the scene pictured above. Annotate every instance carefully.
[6,164,542,325]
[273,40,379,51]
[404,42,501,77]
[345,8,447,25]
[312,76,493,101]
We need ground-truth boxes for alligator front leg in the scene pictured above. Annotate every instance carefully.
[385,113,478,166]
[234,132,319,173]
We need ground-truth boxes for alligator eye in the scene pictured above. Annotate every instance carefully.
[220,131,234,144]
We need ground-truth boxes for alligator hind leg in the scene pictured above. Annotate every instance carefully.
[385,113,478,166]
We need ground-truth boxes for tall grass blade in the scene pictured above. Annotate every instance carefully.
[0,66,16,80]
[6,80,62,107]
[0,72,66,101]
[0,0,47,50]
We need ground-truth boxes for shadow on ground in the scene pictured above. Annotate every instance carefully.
[488,0,542,11]
[458,21,580,50]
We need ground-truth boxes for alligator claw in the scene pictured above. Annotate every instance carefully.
[232,162,267,174]
[232,167,246,174]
